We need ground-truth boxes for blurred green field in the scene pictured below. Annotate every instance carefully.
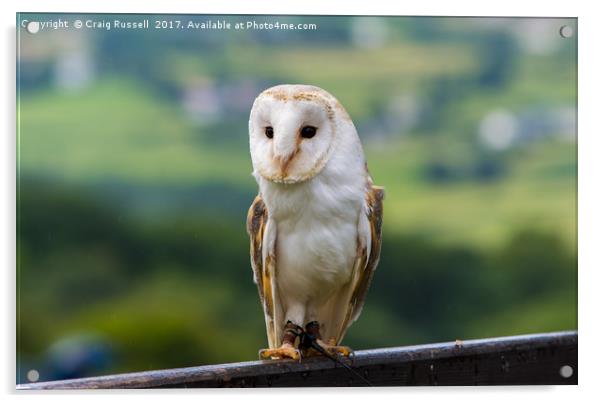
[19,80,251,186]
[19,76,575,249]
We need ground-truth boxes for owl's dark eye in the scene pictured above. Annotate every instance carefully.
[265,126,274,139]
[301,126,317,139]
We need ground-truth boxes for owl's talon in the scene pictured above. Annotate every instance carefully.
[325,345,353,357]
[259,345,302,361]
[315,339,353,357]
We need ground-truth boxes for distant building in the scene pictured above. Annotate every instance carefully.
[53,50,95,91]
[181,78,264,126]
[181,77,222,125]
[19,30,95,92]
[219,79,263,114]
[478,109,519,151]
[478,106,576,151]
[350,18,389,49]
[358,93,421,143]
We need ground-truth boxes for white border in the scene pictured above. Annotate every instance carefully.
[1,0,583,17]
[3,1,600,402]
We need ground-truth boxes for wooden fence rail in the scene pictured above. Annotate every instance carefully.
[17,330,577,389]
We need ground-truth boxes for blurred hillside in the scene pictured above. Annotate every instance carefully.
[17,15,576,383]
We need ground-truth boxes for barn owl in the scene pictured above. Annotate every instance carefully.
[247,84,383,360]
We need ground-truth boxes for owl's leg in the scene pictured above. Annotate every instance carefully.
[303,321,353,357]
[258,321,303,361]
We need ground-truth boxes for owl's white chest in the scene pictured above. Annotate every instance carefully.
[259,172,364,305]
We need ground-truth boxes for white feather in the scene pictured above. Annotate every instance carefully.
[249,84,372,343]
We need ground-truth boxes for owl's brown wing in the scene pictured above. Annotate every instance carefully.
[335,185,384,343]
[247,195,281,349]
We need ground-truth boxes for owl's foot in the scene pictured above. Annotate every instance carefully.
[259,321,303,361]
[302,321,354,358]
[316,338,353,357]
[258,344,301,361]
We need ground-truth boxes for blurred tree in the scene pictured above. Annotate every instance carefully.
[477,33,517,89]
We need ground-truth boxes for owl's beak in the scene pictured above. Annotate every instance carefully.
[273,133,301,176]
[274,152,297,175]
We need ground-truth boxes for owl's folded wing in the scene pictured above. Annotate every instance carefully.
[247,195,281,348]
[336,185,384,343]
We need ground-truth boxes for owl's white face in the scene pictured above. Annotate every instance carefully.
[249,85,341,184]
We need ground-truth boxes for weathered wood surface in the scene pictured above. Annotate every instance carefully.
[17,330,577,389]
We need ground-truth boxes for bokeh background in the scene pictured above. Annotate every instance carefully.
[17,14,577,383]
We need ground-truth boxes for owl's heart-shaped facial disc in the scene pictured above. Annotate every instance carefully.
[249,85,347,184]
